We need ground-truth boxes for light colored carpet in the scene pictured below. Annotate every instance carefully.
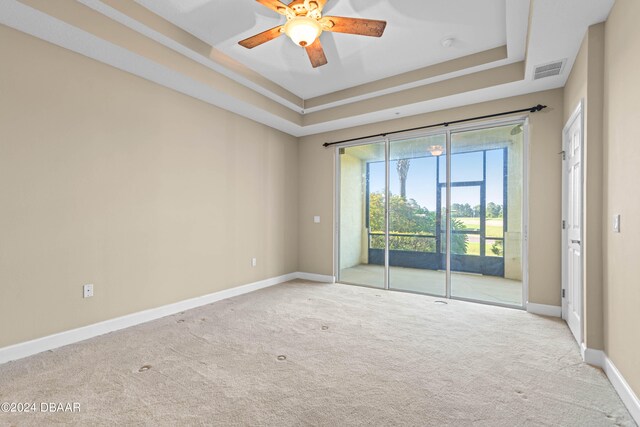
[0,280,634,426]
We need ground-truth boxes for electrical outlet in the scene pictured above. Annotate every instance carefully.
[251,258,257,267]
[314,216,321,223]
[83,284,94,298]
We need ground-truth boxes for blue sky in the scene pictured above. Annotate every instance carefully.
[368,149,505,211]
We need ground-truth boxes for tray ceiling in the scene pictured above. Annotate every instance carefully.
[0,0,616,136]
[134,0,507,99]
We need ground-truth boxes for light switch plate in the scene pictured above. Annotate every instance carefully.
[613,214,621,233]
[314,216,321,223]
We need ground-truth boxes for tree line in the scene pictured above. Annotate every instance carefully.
[451,202,503,218]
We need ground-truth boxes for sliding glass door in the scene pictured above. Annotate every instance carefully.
[337,120,526,308]
[388,135,447,296]
[450,124,524,306]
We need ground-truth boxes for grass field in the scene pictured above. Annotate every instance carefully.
[455,217,503,256]
[465,241,502,257]
[456,217,503,238]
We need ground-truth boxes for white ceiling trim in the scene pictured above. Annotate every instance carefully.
[302,55,515,114]
[77,0,304,113]
[78,0,528,115]
[506,0,530,61]
[1,0,616,137]
[0,0,304,135]
[303,0,530,113]
[137,0,511,99]
[300,78,565,137]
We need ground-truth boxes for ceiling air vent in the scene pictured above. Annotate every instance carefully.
[533,59,566,80]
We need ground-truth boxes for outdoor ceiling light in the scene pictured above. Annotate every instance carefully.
[284,16,322,47]
[511,124,524,135]
[429,145,444,157]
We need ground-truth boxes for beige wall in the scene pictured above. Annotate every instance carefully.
[0,25,299,348]
[298,89,565,307]
[563,33,588,121]
[563,0,640,398]
[563,24,606,351]
[603,0,640,398]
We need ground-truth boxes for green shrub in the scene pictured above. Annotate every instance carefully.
[369,192,468,254]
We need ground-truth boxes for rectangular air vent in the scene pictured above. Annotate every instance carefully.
[533,59,566,80]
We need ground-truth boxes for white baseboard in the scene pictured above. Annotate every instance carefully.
[296,272,336,283]
[581,343,606,367]
[526,302,562,317]
[580,344,639,424]
[0,271,334,365]
[604,356,640,424]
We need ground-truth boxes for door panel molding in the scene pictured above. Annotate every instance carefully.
[561,100,584,345]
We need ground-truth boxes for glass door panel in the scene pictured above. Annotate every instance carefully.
[449,124,524,307]
[388,134,447,296]
[338,142,386,288]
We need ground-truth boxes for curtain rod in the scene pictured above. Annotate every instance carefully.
[322,104,547,148]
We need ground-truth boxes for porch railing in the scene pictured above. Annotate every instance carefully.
[367,231,505,277]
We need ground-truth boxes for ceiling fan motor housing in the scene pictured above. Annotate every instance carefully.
[239,0,387,68]
[287,0,322,19]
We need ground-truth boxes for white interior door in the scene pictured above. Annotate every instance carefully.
[562,104,583,344]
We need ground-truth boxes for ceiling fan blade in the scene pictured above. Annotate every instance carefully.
[238,26,284,49]
[321,16,387,37]
[305,38,328,68]
[256,0,292,15]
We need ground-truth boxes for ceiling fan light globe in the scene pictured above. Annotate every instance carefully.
[284,16,322,47]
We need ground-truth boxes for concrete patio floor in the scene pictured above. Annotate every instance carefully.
[339,264,523,306]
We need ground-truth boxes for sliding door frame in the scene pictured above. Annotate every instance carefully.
[334,136,387,290]
[446,117,530,309]
[334,116,529,309]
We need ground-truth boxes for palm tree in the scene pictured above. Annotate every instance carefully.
[396,159,410,199]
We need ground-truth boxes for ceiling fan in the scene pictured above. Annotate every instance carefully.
[238,0,387,68]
